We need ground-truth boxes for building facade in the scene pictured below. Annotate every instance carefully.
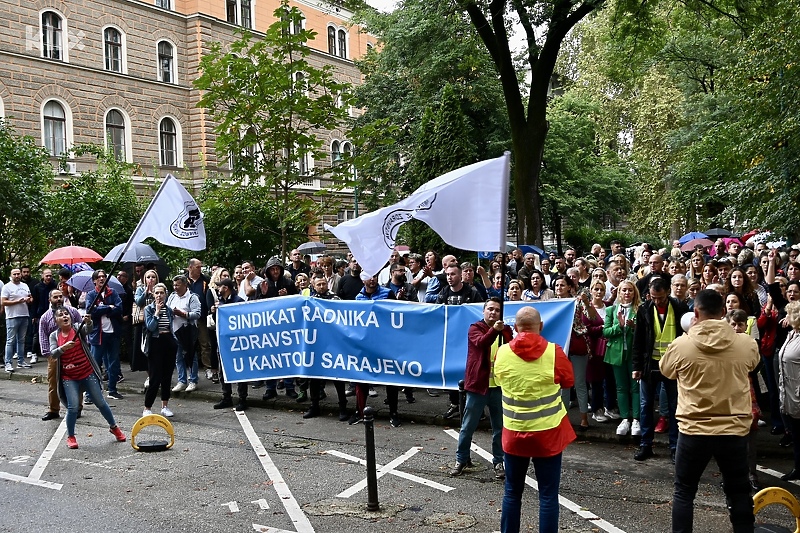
[0,0,368,237]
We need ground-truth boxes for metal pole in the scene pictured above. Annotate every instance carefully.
[363,406,379,512]
[458,379,466,421]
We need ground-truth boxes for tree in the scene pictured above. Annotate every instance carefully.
[351,0,509,215]
[48,144,143,256]
[195,2,352,259]
[461,0,605,246]
[0,119,54,273]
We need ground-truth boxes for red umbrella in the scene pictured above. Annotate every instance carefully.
[680,238,714,253]
[740,229,761,243]
[40,245,104,265]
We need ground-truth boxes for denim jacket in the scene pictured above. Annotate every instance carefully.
[144,303,176,340]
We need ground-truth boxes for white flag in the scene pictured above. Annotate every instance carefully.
[325,153,509,276]
[129,174,206,251]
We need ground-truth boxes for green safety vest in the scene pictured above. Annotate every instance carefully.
[496,342,565,432]
[652,304,676,361]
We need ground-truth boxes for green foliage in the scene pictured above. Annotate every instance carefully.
[0,119,54,273]
[48,144,143,257]
[564,227,667,255]
[197,176,304,270]
[194,1,352,257]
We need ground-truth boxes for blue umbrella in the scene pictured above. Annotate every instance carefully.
[678,231,708,245]
[66,270,124,294]
[518,244,547,258]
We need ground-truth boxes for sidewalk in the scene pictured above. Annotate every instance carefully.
[4,360,791,459]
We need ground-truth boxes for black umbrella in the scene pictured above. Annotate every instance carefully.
[704,228,733,238]
[104,242,161,263]
[298,241,326,254]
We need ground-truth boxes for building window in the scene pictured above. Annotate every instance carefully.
[155,0,171,8]
[337,209,355,225]
[159,118,177,167]
[331,140,341,165]
[41,11,63,60]
[327,26,336,55]
[104,28,122,72]
[337,29,347,59]
[227,0,252,28]
[157,41,174,83]
[105,109,126,161]
[43,100,67,155]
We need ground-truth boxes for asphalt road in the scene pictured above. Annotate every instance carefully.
[1,376,799,532]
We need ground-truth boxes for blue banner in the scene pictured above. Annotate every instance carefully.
[217,297,576,388]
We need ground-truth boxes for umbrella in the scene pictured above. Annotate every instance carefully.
[66,271,124,294]
[704,228,733,238]
[678,232,708,245]
[298,241,326,254]
[518,244,547,258]
[41,245,103,265]
[740,229,761,243]
[104,242,160,263]
[747,232,771,246]
[680,238,714,252]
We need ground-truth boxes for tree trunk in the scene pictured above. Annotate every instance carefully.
[512,121,548,247]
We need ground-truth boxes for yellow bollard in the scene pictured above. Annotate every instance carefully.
[753,487,800,533]
[130,414,175,452]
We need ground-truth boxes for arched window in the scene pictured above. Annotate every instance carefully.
[104,27,122,72]
[157,41,174,83]
[43,100,67,155]
[327,26,336,55]
[331,140,341,165]
[159,118,178,167]
[41,11,63,60]
[337,29,347,59]
[105,109,126,161]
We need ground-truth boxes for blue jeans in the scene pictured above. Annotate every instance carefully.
[640,371,678,449]
[672,433,753,533]
[90,335,120,394]
[456,388,503,466]
[62,374,117,437]
[501,452,562,533]
[266,378,295,392]
[175,344,198,385]
[4,316,28,365]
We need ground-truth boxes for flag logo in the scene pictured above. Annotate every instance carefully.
[381,194,436,247]
[170,201,204,240]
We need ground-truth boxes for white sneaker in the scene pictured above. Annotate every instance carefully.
[757,419,767,427]
[185,382,197,392]
[142,409,152,416]
[616,419,631,436]
[171,382,186,392]
[4,363,13,373]
[368,387,378,398]
[631,419,642,436]
[605,407,621,420]
[29,354,38,364]
[591,408,609,423]
[206,369,214,380]
[161,406,174,417]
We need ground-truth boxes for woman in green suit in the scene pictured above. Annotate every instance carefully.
[603,279,641,437]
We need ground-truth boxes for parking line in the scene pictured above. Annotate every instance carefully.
[29,417,68,481]
[325,449,455,492]
[444,429,626,533]
[236,411,315,533]
[336,447,422,498]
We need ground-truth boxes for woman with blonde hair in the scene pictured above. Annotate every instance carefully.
[778,301,800,480]
[687,251,705,281]
[134,269,160,392]
[603,279,641,436]
[142,283,177,418]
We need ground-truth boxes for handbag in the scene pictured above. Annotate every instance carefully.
[593,337,608,358]
[132,304,145,325]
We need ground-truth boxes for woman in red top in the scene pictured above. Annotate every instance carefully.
[49,307,126,449]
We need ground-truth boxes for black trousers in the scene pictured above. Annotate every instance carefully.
[672,432,754,533]
[144,334,176,409]
[218,352,247,400]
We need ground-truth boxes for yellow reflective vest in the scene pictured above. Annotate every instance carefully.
[494,342,566,432]
[652,305,677,361]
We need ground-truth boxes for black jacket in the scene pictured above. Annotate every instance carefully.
[632,296,690,381]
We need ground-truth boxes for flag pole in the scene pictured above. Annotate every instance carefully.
[498,152,511,345]
[82,175,173,327]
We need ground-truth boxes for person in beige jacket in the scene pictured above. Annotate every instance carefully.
[660,289,759,533]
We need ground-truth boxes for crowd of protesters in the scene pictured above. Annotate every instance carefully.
[2,237,798,479]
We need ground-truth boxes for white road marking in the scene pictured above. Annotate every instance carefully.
[757,465,799,484]
[444,429,626,533]
[325,449,455,493]
[252,498,270,510]
[28,417,67,481]
[222,501,240,512]
[336,446,422,498]
[235,410,315,533]
[0,471,63,490]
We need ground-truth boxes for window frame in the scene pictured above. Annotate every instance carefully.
[327,24,349,59]
[158,116,182,168]
[104,108,132,163]
[226,0,254,28]
[102,26,126,73]
[156,39,176,84]
[42,99,70,156]
[155,0,172,9]
[40,10,68,62]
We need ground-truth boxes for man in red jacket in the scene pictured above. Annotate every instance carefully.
[450,297,513,479]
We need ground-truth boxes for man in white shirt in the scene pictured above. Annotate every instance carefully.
[238,260,263,301]
[168,275,202,392]
[2,268,33,372]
